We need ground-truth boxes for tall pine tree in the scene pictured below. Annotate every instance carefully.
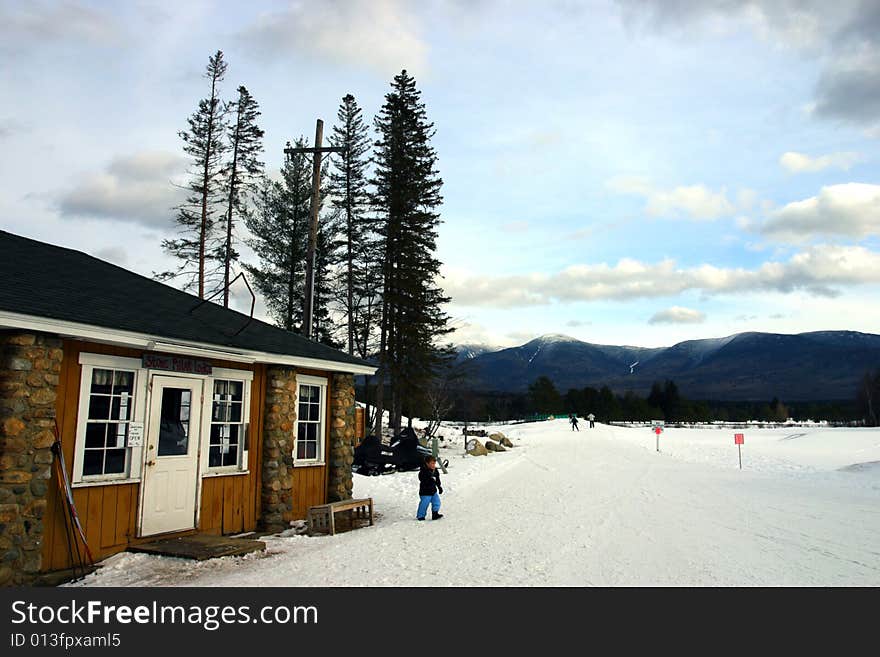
[371,70,453,434]
[243,141,312,331]
[328,93,374,355]
[160,50,228,298]
[218,85,264,307]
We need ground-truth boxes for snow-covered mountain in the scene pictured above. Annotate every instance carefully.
[456,331,880,401]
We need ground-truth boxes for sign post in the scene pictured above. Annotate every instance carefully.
[651,420,664,453]
[734,433,744,469]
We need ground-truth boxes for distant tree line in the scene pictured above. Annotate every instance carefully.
[392,374,862,424]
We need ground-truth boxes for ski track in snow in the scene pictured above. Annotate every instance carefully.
[69,421,880,587]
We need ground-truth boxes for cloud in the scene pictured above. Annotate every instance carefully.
[607,177,737,221]
[443,244,880,307]
[92,246,128,266]
[615,0,846,49]
[813,49,880,126]
[759,183,880,241]
[503,221,530,232]
[648,306,706,325]
[238,0,427,76]
[0,118,28,139]
[0,1,123,55]
[566,320,592,327]
[779,151,864,173]
[616,1,880,129]
[56,151,188,229]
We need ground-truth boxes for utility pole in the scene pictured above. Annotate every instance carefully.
[284,119,344,340]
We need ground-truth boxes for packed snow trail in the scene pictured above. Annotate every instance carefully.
[71,421,880,586]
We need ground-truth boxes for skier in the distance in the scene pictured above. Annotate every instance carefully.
[416,455,443,521]
[569,413,580,431]
[587,412,596,428]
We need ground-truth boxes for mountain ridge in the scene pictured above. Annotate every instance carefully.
[454,330,880,401]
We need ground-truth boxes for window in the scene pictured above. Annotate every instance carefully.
[83,368,134,476]
[294,375,327,465]
[209,379,245,469]
[74,354,146,485]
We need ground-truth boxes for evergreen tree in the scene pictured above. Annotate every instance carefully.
[312,206,344,348]
[528,376,561,414]
[328,93,375,355]
[159,50,229,298]
[243,141,312,331]
[218,85,264,307]
[371,70,453,434]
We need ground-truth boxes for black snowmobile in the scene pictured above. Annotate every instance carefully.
[352,434,396,476]
[388,427,434,472]
[353,427,447,476]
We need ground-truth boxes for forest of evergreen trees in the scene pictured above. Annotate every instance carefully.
[156,51,452,435]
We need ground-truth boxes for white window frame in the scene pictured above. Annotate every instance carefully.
[72,354,147,487]
[293,374,328,467]
[201,367,253,477]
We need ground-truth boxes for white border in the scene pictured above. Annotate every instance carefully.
[293,374,328,467]
[72,354,147,486]
[0,310,376,374]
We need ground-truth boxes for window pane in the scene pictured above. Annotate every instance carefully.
[113,370,134,395]
[228,381,243,402]
[158,388,190,456]
[83,450,103,476]
[309,402,320,422]
[297,440,307,460]
[222,446,239,467]
[88,395,111,420]
[305,442,317,459]
[85,423,106,448]
[209,445,222,468]
[214,380,228,396]
[90,369,113,395]
[228,425,239,445]
[106,423,127,448]
[104,448,126,474]
[307,423,317,442]
[229,402,242,423]
[110,394,130,421]
[210,424,224,445]
[299,385,312,402]
[298,402,308,421]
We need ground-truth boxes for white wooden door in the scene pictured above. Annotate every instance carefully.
[140,376,202,536]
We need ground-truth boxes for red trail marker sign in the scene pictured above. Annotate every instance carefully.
[654,426,663,452]
[734,433,744,469]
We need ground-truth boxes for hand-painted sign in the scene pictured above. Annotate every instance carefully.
[143,353,213,376]
[127,422,144,447]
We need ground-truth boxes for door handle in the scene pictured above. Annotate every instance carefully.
[146,460,156,467]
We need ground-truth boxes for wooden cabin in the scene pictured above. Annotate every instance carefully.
[0,231,374,585]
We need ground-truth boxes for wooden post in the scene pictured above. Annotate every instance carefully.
[284,123,344,341]
[738,443,742,470]
[302,119,324,340]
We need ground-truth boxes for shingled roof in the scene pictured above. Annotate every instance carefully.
[0,230,372,371]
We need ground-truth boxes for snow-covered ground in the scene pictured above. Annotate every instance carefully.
[69,420,880,587]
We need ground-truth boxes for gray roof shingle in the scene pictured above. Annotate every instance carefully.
[0,230,371,371]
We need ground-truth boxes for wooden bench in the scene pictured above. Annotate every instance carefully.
[307,498,374,536]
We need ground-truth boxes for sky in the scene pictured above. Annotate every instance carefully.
[2,0,879,349]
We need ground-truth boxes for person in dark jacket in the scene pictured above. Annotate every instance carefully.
[416,456,443,520]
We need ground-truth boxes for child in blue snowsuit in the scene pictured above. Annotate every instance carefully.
[416,456,443,520]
